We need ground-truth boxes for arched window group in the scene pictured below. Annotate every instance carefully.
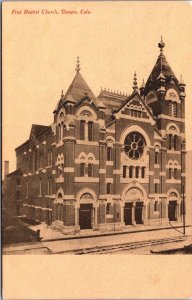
[168,160,179,180]
[78,152,95,177]
[78,108,96,141]
[122,165,146,179]
[80,120,93,141]
[167,124,180,151]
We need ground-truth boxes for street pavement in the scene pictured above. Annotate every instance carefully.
[3,225,192,254]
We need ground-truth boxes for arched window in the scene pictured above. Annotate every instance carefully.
[129,166,133,178]
[88,121,93,141]
[88,163,93,177]
[78,109,96,141]
[80,163,85,177]
[141,167,145,178]
[123,166,127,178]
[80,120,85,140]
[135,166,139,178]
[107,183,112,194]
[154,201,158,211]
[107,147,113,161]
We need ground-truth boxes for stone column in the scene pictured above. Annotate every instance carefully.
[142,204,147,223]
[99,140,107,197]
[113,143,122,195]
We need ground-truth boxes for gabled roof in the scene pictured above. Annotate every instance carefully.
[113,90,156,121]
[30,124,51,139]
[6,169,22,177]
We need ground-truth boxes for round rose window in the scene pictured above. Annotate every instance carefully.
[124,132,145,159]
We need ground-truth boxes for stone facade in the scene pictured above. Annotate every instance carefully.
[8,39,187,234]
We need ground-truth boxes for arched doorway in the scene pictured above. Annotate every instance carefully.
[79,193,94,229]
[168,192,178,221]
[124,187,144,225]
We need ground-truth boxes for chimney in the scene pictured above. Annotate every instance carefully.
[4,161,9,178]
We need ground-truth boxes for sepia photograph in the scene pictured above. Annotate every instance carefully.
[2,1,192,299]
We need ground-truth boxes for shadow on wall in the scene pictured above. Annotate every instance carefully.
[2,210,41,246]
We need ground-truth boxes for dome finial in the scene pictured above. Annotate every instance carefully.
[158,36,165,55]
[75,56,81,72]
[133,71,138,91]
[61,89,64,97]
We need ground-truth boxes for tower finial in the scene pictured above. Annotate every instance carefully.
[133,71,138,91]
[61,89,64,97]
[158,36,165,55]
[75,56,81,72]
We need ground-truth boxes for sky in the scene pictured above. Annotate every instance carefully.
[3,1,192,173]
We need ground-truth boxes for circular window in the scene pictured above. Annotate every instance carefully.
[124,132,145,159]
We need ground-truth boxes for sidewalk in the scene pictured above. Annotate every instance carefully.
[29,222,192,242]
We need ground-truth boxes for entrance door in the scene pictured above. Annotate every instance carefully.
[135,202,143,224]
[79,204,93,229]
[168,201,177,221]
[124,202,132,225]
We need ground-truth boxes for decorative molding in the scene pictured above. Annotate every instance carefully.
[113,169,121,174]
[75,177,99,183]
[64,167,74,172]
[76,140,99,146]
[99,169,106,174]
[158,114,185,122]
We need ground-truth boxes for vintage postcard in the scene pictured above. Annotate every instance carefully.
[2,1,192,299]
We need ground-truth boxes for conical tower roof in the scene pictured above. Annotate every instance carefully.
[63,70,98,105]
[145,37,179,93]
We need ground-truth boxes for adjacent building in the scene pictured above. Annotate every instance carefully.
[5,38,187,234]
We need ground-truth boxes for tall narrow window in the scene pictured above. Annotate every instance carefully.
[26,180,29,198]
[106,203,111,215]
[88,164,93,177]
[129,166,133,178]
[123,166,127,178]
[174,168,178,179]
[107,183,112,194]
[141,167,145,178]
[169,168,172,179]
[135,166,139,178]
[107,147,112,161]
[47,178,50,195]
[155,183,158,194]
[39,178,42,195]
[88,121,93,141]
[80,120,85,140]
[49,178,52,195]
[155,152,158,164]
[168,134,172,150]
[80,163,85,177]
[154,201,158,211]
[58,124,61,141]
[173,135,177,150]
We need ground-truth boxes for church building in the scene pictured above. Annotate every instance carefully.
[10,38,186,234]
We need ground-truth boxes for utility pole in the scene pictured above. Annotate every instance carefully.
[182,185,185,235]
